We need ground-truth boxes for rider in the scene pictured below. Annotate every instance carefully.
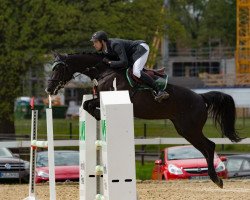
[90,30,169,102]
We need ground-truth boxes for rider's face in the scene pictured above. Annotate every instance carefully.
[93,40,103,51]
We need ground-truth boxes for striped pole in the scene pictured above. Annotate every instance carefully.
[24,109,38,200]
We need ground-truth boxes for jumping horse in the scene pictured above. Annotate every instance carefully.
[45,52,243,188]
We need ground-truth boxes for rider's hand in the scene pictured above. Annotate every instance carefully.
[103,57,111,66]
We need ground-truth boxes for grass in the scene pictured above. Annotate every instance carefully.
[15,118,79,140]
[15,117,250,149]
[15,117,250,137]
[136,161,155,180]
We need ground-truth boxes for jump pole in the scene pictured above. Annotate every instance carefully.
[80,90,137,200]
[24,96,56,200]
[99,90,137,200]
[79,95,103,200]
[24,101,38,200]
[46,95,56,200]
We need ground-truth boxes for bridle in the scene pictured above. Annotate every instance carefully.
[48,61,72,93]
[49,58,104,90]
[48,52,114,95]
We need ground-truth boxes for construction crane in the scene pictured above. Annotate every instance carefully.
[147,30,162,69]
[236,0,250,73]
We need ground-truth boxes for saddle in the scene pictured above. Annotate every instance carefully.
[126,68,168,91]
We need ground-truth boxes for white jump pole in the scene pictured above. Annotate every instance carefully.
[79,95,99,200]
[24,96,56,200]
[99,91,137,200]
[46,95,56,200]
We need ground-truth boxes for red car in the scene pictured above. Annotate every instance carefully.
[35,150,79,183]
[152,145,227,181]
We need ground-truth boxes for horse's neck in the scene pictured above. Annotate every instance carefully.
[98,68,128,88]
[81,61,108,81]
[66,53,104,79]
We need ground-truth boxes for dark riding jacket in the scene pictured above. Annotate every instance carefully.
[104,39,147,68]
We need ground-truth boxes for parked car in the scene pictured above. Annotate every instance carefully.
[152,145,227,181]
[224,154,250,179]
[0,148,29,182]
[35,150,79,183]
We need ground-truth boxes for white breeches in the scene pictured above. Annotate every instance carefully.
[133,43,150,78]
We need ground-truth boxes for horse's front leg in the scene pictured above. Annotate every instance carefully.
[83,98,101,121]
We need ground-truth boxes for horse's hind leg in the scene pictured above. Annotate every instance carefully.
[203,137,223,188]
[172,121,223,188]
[184,134,223,188]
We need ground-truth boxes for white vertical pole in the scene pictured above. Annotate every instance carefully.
[49,95,52,109]
[46,95,56,200]
[113,78,117,91]
[79,95,97,200]
[100,91,137,200]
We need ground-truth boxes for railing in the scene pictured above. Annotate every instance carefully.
[199,73,250,87]
[3,138,250,165]
[1,138,250,148]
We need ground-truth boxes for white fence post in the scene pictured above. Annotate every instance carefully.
[79,95,98,200]
[24,99,56,200]
[46,107,56,200]
[100,91,137,200]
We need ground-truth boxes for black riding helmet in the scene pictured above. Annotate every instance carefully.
[90,31,108,42]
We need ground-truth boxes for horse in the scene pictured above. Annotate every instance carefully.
[45,52,243,188]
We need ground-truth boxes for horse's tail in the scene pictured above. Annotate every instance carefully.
[201,91,243,143]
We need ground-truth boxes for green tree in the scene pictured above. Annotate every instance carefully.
[0,0,85,137]
[198,0,236,47]
[167,0,236,49]
[0,0,165,138]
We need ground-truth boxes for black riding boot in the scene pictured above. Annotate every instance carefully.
[140,71,169,102]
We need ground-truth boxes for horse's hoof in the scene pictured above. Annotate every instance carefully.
[214,178,223,188]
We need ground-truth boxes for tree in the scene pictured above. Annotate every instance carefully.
[167,0,236,49]
[198,0,236,47]
[0,0,85,138]
[0,0,165,138]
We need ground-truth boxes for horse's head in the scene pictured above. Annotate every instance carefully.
[45,51,109,95]
[45,52,74,95]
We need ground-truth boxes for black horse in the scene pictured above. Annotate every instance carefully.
[46,52,243,188]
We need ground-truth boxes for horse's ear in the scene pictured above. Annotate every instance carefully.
[51,50,68,61]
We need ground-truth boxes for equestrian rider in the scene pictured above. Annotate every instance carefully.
[90,30,169,102]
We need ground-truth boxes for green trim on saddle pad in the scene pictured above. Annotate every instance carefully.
[155,75,168,90]
[126,68,168,91]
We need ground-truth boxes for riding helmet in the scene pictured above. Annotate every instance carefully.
[90,31,108,42]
